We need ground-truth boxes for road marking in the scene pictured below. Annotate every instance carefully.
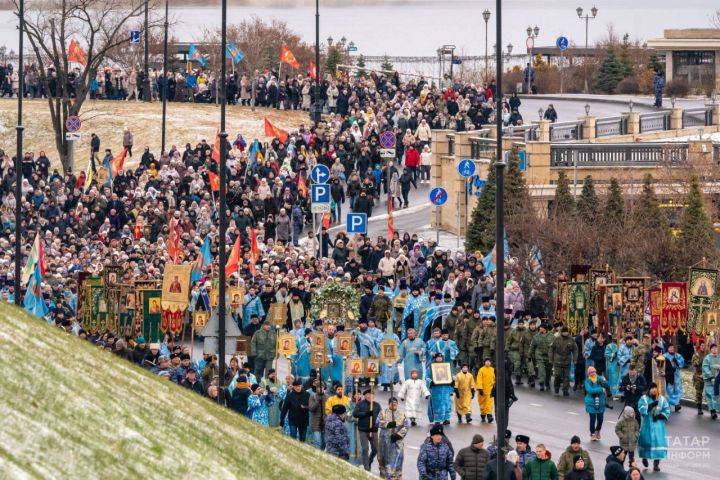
[566,411,579,415]
[529,403,543,407]
[606,421,617,424]
[407,445,420,450]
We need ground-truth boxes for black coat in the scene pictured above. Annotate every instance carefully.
[603,455,628,480]
[619,374,646,408]
[281,389,310,427]
[352,399,381,432]
[230,387,252,416]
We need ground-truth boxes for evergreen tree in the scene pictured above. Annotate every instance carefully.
[630,174,674,279]
[577,176,599,225]
[619,33,634,78]
[355,54,366,78]
[603,177,624,227]
[550,170,575,219]
[381,54,394,72]
[648,52,664,74]
[631,174,667,230]
[678,177,716,263]
[325,47,343,76]
[594,46,625,94]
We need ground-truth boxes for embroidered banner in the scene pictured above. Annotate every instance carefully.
[648,288,661,338]
[161,264,192,312]
[687,268,718,335]
[142,289,163,342]
[605,284,623,337]
[566,282,589,334]
[660,282,688,336]
[570,264,591,282]
[590,268,615,317]
[555,280,568,323]
[596,285,609,335]
[621,277,646,331]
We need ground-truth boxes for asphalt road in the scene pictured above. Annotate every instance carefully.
[519,97,655,123]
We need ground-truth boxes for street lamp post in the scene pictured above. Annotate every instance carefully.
[311,0,321,125]
[494,0,507,479]
[218,0,229,405]
[483,9,491,81]
[577,5,598,93]
[14,0,24,306]
[161,0,168,154]
[143,0,151,102]
[526,25,539,94]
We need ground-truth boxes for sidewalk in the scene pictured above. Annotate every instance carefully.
[518,93,708,109]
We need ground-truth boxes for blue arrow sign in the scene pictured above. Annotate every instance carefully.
[505,150,527,172]
[346,213,367,234]
[310,164,331,184]
[458,159,476,178]
[311,183,330,203]
[130,31,141,45]
[429,187,448,206]
[556,36,569,51]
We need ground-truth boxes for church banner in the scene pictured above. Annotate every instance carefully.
[589,268,614,317]
[605,284,623,337]
[648,288,661,338]
[161,264,192,312]
[570,265,591,282]
[142,289,163,342]
[555,279,568,324]
[595,285,609,335]
[620,277,646,329]
[660,282,688,336]
[566,282,589,334]
[687,268,718,335]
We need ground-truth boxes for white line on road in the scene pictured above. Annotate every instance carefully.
[529,403,543,407]
[606,421,617,424]
[566,411,579,415]
[407,445,420,450]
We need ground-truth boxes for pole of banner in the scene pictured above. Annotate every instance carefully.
[14,0,24,306]
[435,204,440,245]
[273,325,280,372]
[494,0,507,477]
[217,0,228,404]
[161,0,169,154]
[190,318,195,360]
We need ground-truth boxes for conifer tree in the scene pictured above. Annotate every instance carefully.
[603,177,624,227]
[594,46,625,94]
[577,176,599,225]
[381,54,394,72]
[678,177,717,264]
[550,170,575,219]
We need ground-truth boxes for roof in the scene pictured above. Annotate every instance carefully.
[647,29,720,51]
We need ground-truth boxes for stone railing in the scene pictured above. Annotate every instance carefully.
[550,142,689,167]
[639,111,672,133]
[683,108,713,128]
[596,116,628,137]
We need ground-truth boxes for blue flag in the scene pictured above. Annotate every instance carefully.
[248,139,262,168]
[482,230,510,275]
[102,155,113,186]
[191,236,213,283]
[24,262,48,318]
[188,43,206,66]
[226,42,245,64]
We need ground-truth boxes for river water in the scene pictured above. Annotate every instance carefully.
[0,0,717,58]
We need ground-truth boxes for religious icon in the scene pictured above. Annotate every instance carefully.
[707,311,718,327]
[431,362,453,385]
[595,277,607,288]
[611,293,622,309]
[126,293,136,310]
[269,303,288,327]
[627,287,640,302]
[169,275,182,293]
[193,311,208,330]
[364,358,380,376]
[210,289,219,308]
[236,336,250,356]
[336,333,353,356]
[108,272,117,285]
[149,298,161,314]
[349,358,364,376]
[692,278,713,298]
[668,287,680,304]
[380,338,398,364]
[326,302,342,320]
[312,332,325,348]
[278,333,297,356]
[310,347,327,368]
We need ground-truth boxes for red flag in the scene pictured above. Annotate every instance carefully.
[207,170,220,192]
[298,174,307,198]
[167,219,181,264]
[110,148,128,178]
[211,130,221,163]
[225,236,241,276]
[68,39,87,66]
[264,117,289,143]
[388,199,394,240]
[309,61,317,80]
[280,47,300,69]
[322,212,330,229]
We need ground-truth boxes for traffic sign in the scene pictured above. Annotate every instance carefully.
[380,131,396,149]
[380,148,396,158]
[311,203,331,214]
[130,31,141,44]
[310,164,330,184]
[429,187,448,206]
[311,183,330,204]
[65,115,81,133]
[452,58,463,65]
[346,213,367,234]
[458,159,476,178]
[556,36,569,51]
[505,150,527,172]
[65,132,81,141]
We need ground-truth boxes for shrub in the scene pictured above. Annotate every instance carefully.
[616,76,640,94]
[665,79,689,98]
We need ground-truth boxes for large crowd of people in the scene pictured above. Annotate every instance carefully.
[1,64,715,480]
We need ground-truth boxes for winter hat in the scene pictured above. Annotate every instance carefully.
[136,336,146,344]
[250,383,261,392]
[332,405,347,415]
[471,434,484,445]
[573,454,584,464]
[653,345,663,353]
[570,435,581,445]
[610,446,624,457]
[516,434,530,444]
[430,424,444,436]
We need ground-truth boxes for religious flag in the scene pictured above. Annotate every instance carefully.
[249,228,260,276]
[226,41,245,64]
[21,233,45,284]
[309,61,317,80]
[110,148,128,178]
[191,236,213,284]
[482,230,509,274]
[102,155,113,186]
[248,139,264,168]
[84,167,93,193]
[24,262,49,318]
[388,199,394,240]
[167,219,181,264]
[298,173,307,198]
[225,236,241,276]
[322,212,331,229]
[188,43,206,66]
[529,245,543,273]
[211,130,221,163]
[280,47,300,69]
[68,39,87,66]
[207,170,220,192]
[234,134,247,151]
[264,117,289,143]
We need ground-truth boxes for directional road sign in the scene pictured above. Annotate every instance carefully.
[310,164,330,184]
[556,36,569,51]
[346,213,367,234]
[458,159,476,178]
[380,131,396,149]
[65,115,81,133]
[429,187,448,206]
[130,31,141,44]
[505,150,527,172]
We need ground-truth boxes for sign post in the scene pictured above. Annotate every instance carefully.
[556,36,569,94]
[457,160,476,249]
[429,187,448,246]
[65,115,82,172]
[310,165,331,246]
[380,131,397,218]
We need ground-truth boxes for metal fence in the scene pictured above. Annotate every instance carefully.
[504,125,538,141]
[550,143,689,167]
[683,107,713,128]
[639,111,671,133]
[469,137,495,159]
[596,116,627,137]
[550,121,583,142]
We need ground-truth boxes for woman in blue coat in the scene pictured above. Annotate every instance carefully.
[637,382,670,472]
[605,338,621,396]
[584,366,609,442]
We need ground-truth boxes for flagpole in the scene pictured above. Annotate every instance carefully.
[14,0,24,306]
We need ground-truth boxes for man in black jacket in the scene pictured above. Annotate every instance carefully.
[619,365,646,423]
[353,389,382,472]
[281,380,310,442]
[604,446,635,480]
[229,375,252,416]
[182,368,205,395]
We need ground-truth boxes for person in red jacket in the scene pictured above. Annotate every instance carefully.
[404,145,421,185]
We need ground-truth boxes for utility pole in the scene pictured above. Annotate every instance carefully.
[483,10,491,81]
[143,0,151,102]
[312,0,321,125]
[218,0,228,404]
[577,6,598,93]
[161,0,168,154]
[14,0,25,306]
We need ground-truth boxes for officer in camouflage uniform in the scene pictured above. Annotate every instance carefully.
[630,333,651,374]
[472,315,496,367]
[522,319,538,387]
[456,310,480,372]
[529,322,553,391]
[549,325,578,396]
[506,319,525,384]
[444,305,461,341]
[692,342,707,415]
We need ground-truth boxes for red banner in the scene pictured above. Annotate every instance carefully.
[648,287,661,338]
[161,309,183,335]
[660,282,687,336]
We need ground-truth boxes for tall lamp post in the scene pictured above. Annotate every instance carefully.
[482,9,491,81]
[577,5,598,93]
[217,0,229,404]
[143,0,151,102]
[161,0,169,154]
[14,0,25,306]
[494,0,507,478]
[526,25,539,94]
[311,0,321,124]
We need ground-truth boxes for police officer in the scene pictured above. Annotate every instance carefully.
[692,342,707,415]
[529,322,553,391]
[550,326,579,396]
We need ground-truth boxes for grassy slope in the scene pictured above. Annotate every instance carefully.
[0,302,372,480]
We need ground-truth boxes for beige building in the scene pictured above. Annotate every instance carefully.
[647,29,720,93]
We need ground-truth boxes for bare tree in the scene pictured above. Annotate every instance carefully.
[14,0,159,173]
[713,9,720,28]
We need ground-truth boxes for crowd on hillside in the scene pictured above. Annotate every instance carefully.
[1,64,714,479]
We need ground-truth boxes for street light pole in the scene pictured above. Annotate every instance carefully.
[143,0,150,102]
[312,0,321,125]
[218,0,229,404]
[577,6,598,93]
[483,9,491,82]
[495,0,507,478]
[14,0,24,306]
[161,0,168,154]
[526,25,539,95]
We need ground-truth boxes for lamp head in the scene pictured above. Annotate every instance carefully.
[671,96,676,108]
[483,9,491,22]
[507,43,513,55]
[591,6,598,17]
[533,26,540,37]
[539,108,544,120]
[576,6,583,17]
[584,103,591,116]
[327,36,334,46]
[527,26,533,37]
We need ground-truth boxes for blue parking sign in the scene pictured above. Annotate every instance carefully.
[311,183,330,203]
[347,213,367,234]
